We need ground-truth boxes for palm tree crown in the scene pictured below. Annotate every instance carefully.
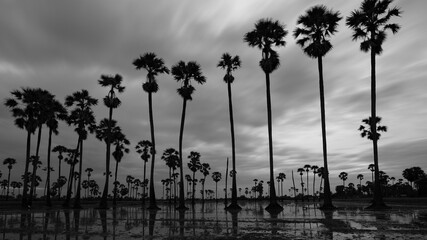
[294,5,342,58]
[172,61,206,100]
[217,53,241,83]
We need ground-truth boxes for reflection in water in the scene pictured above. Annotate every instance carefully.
[0,201,424,239]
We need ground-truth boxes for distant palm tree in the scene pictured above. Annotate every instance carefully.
[311,165,319,199]
[185,174,192,199]
[97,74,125,209]
[161,148,179,203]
[339,172,348,187]
[303,164,311,196]
[135,140,153,205]
[187,151,202,206]
[278,172,286,198]
[294,5,342,209]
[357,174,364,193]
[244,18,287,212]
[52,145,68,199]
[111,127,130,206]
[171,60,206,210]
[3,158,17,200]
[200,163,211,204]
[368,164,375,182]
[44,97,67,206]
[65,89,97,208]
[297,168,305,199]
[347,0,401,209]
[218,53,242,210]
[85,167,94,197]
[4,88,40,208]
[133,52,170,210]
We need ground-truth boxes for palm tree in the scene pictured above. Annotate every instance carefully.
[357,174,364,193]
[161,148,179,203]
[347,0,401,209]
[65,89,97,208]
[297,168,306,200]
[278,172,286,199]
[171,60,206,210]
[97,74,125,209]
[185,174,192,199]
[133,53,169,210]
[52,145,68,199]
[368,163,375,182]
[200,163,211,204]
[135,140,153,205]
[45,97,67,206]
[303,164,311,197]
[311,165,319,199]
[339,172,348,187]
[294,5,342,209]
[244,18,287,213]
[111,127,130,206]
[217,53,242,210]
[187,151,202,206]
[4,88,40,208]
[3,158,17,200]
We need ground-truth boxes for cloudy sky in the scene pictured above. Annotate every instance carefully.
[1,0,426,198]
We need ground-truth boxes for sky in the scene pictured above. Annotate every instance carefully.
[1,0,426,199]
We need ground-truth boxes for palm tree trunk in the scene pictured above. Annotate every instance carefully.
[312,173,316,200]
[292,170,296,200]
[226,80,240,210]
[46,128,53,207]
[73,140,84,208]
[143,161,147,205]
[215,182,218,202]
[100,105,113,209]
[64,138,80,208]
[306,172,309,197]
[225,157,228,205]
[148,92,159,210]
[6,168,11,200]
[113,159,119,206]
[22,130,32,208]
[264,72,281,212]
[318,56,334,209]
[369,40,386,209]
[177,98,188,210]
[29,125,43,206]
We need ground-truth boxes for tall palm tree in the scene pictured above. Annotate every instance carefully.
[98,74,125,209]
[65,89,97,208]
[111,128,130,206]
[3,158,17,200]
[294,5,342,209]
[218,52,242,210]
[135,140,153,205]
[171,60,206,210]
[45,97,67,206]
[347,0,401,209]
[244,18,287,213]
[133,53,169,210]
[4,88,40,208]
[187,151,202,206]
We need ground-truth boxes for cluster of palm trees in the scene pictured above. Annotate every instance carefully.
[2,0,401,211]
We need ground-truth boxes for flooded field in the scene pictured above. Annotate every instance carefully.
[1,200,427,239]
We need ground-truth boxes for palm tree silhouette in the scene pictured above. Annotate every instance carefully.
[187,151,202,206]
[52,145,68,199]
[171,60,206,210]
[294,5,342,209]
[45,97,67,206]
[368,163,375,182]
[133,52,170,210]
[200,163,211,204]
[111,126,130,206]
[244,18,287,213]
[3,158,17,200]
[4,87,40,208]
[347,0,401,209]
[339,172,348,187]
[297,168,305,200]
[357,174,364,194]
[303,164,311,197]
[311,165,319,199]
[218,53,242,210]
[65,89,97,208]
[97,74,125,209]
[211,172,222,202]
[135,140,153,205]
[161,148,179,204]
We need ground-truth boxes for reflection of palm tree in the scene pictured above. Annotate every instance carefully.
[171,60,206,210]
[133,53,170,210]
[244,18,287,212]
[98,74,125,209]
[347,0,401,209]
[3,158,17,200]
[294,5,342,209]
[218,53,242,210]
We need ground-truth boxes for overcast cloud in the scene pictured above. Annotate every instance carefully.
[1,0,426,198]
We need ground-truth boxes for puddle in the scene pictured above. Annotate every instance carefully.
[0,200,426,239]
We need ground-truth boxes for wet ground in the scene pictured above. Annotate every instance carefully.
[1,200,427,239]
